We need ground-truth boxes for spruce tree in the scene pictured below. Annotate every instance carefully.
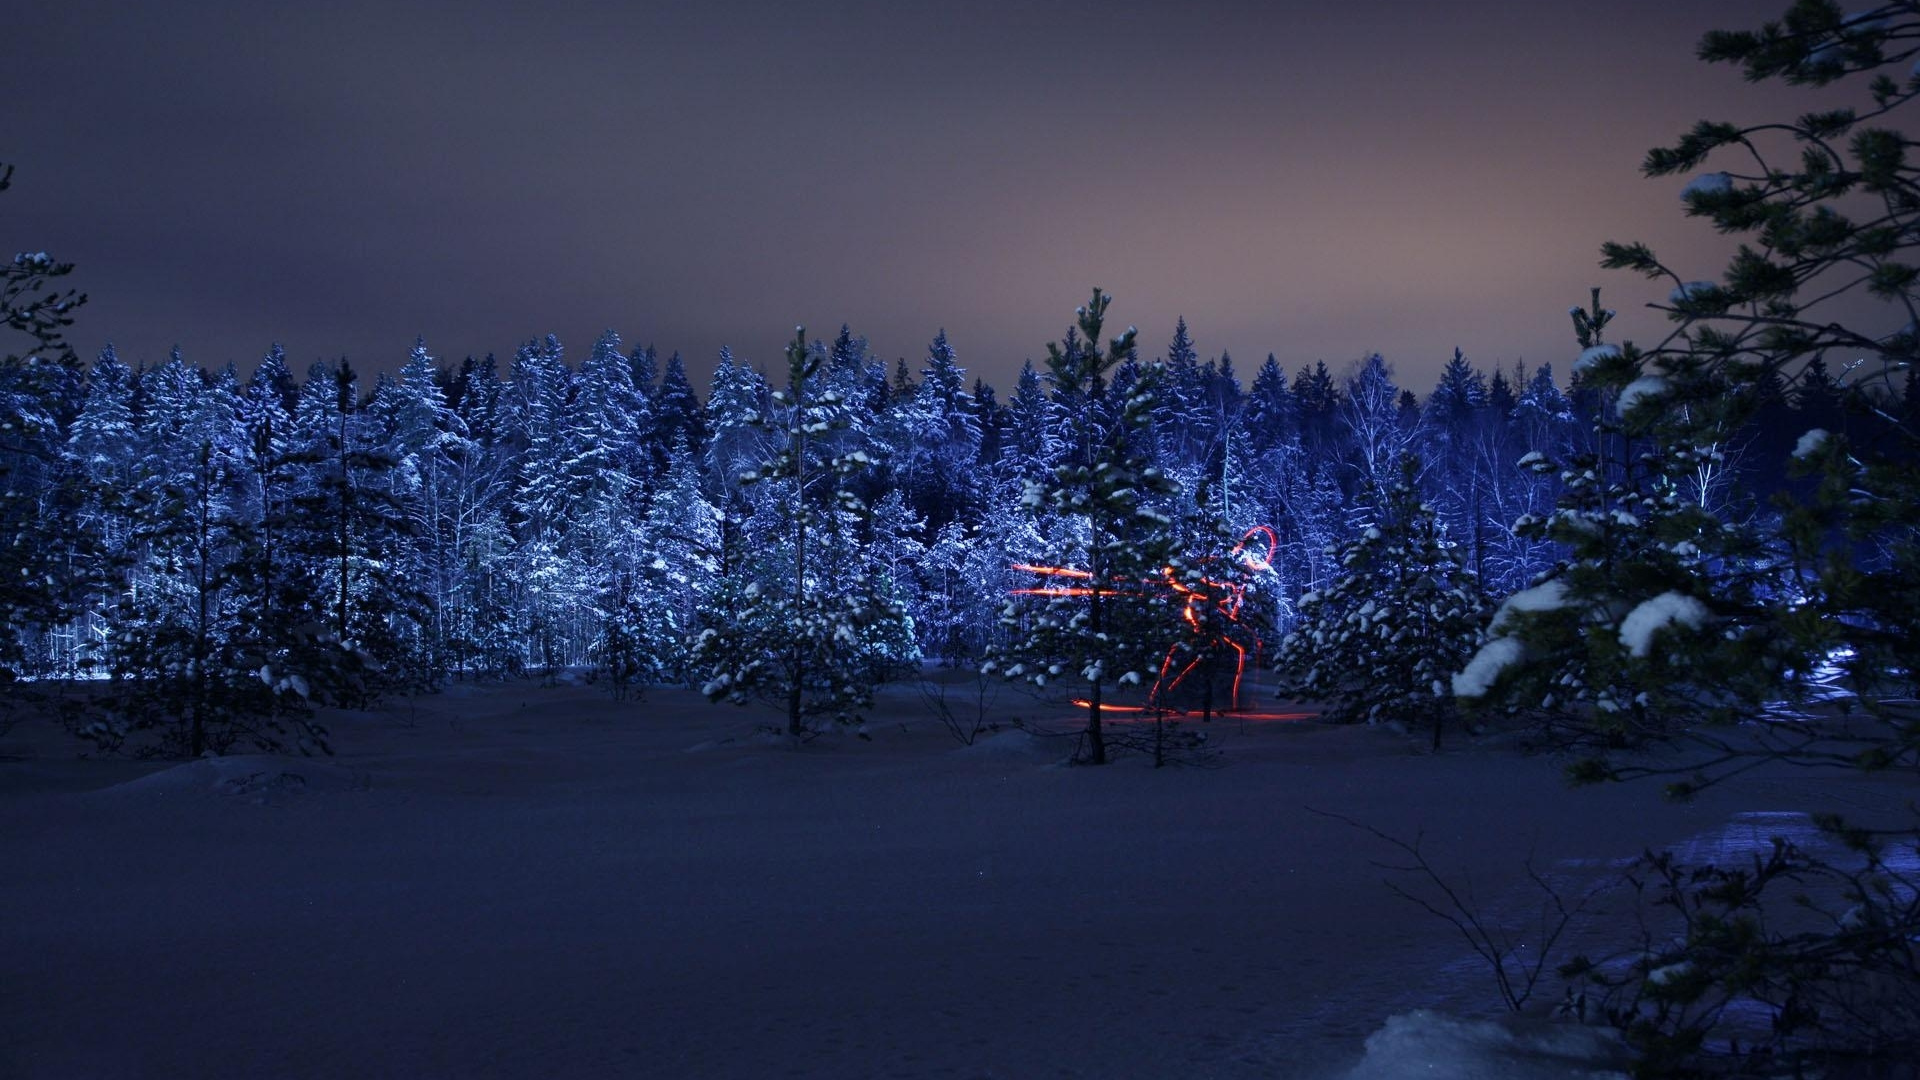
[1277,457,1486,747]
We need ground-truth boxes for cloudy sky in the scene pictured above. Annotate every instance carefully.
[6,1,1822,392]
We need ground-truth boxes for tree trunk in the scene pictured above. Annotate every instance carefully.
[1085,575,1107,764]
[1086,678,1106,765]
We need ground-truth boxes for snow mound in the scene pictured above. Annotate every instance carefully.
[953,728,1060,762]
[97,755,368,802]
[1346,1010,1630,1080]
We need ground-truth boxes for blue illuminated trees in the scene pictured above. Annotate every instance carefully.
[0,167,90,695]
[691,326,913,737]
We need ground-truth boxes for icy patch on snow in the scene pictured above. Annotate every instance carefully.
[1346,1010,1629,1080]
[952,728,1060,763]
[1618,592,1710,658]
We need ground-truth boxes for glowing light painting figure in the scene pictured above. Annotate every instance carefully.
[1010,525,1283,715]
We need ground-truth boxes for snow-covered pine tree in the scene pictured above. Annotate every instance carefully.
[985,289,1177,765]
[1291,359,1341,462]
[1420,348,1491,572]
[385,337,469,673]
[636,433,720,683]
[691,327,911,738]
[884,330,981,531]
[1276,456,1486,747]
[1244,354,1295,454]
[1004,359,1062,478]
[1339,353,1411,495]
[0,217,90,686]
[285,359,426,693]
[1456,12,1920,1069]
[99,432,336,757]
[702,346,770,501]
[653,351,707,464]
[1453,291,1781,743]
[64,344,138,670]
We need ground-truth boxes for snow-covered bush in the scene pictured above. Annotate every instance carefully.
[1275,457,1487,747]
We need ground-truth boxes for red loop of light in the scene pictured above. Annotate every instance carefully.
[1013,526,1278,714]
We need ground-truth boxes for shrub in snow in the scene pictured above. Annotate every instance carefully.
[1274,457,1488,748]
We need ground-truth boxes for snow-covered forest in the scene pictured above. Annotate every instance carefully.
[8,301,1908,745]
[10,2,1920,1074]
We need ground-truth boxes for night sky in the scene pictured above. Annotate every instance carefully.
[8,1,1817,392]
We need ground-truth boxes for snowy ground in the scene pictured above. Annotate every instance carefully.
[4,672,1912,1079]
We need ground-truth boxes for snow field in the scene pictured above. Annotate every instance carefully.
[2,678,1904,1079]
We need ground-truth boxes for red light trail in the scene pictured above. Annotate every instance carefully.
[1012,526,1283,716]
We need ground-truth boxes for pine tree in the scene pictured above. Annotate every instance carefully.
[653,351,707,462]
[65,345,138,666]
[691,327,911,737]
[985,289,1177,765]
[1457,13,1920,1066]
[1245,354,1294,452]
[637,434,720,683]
[1456,291,1777,739]
[885,329,981,530]
[703,346,770,500]
[385,337,468,673]
[1005,359,1061,475]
